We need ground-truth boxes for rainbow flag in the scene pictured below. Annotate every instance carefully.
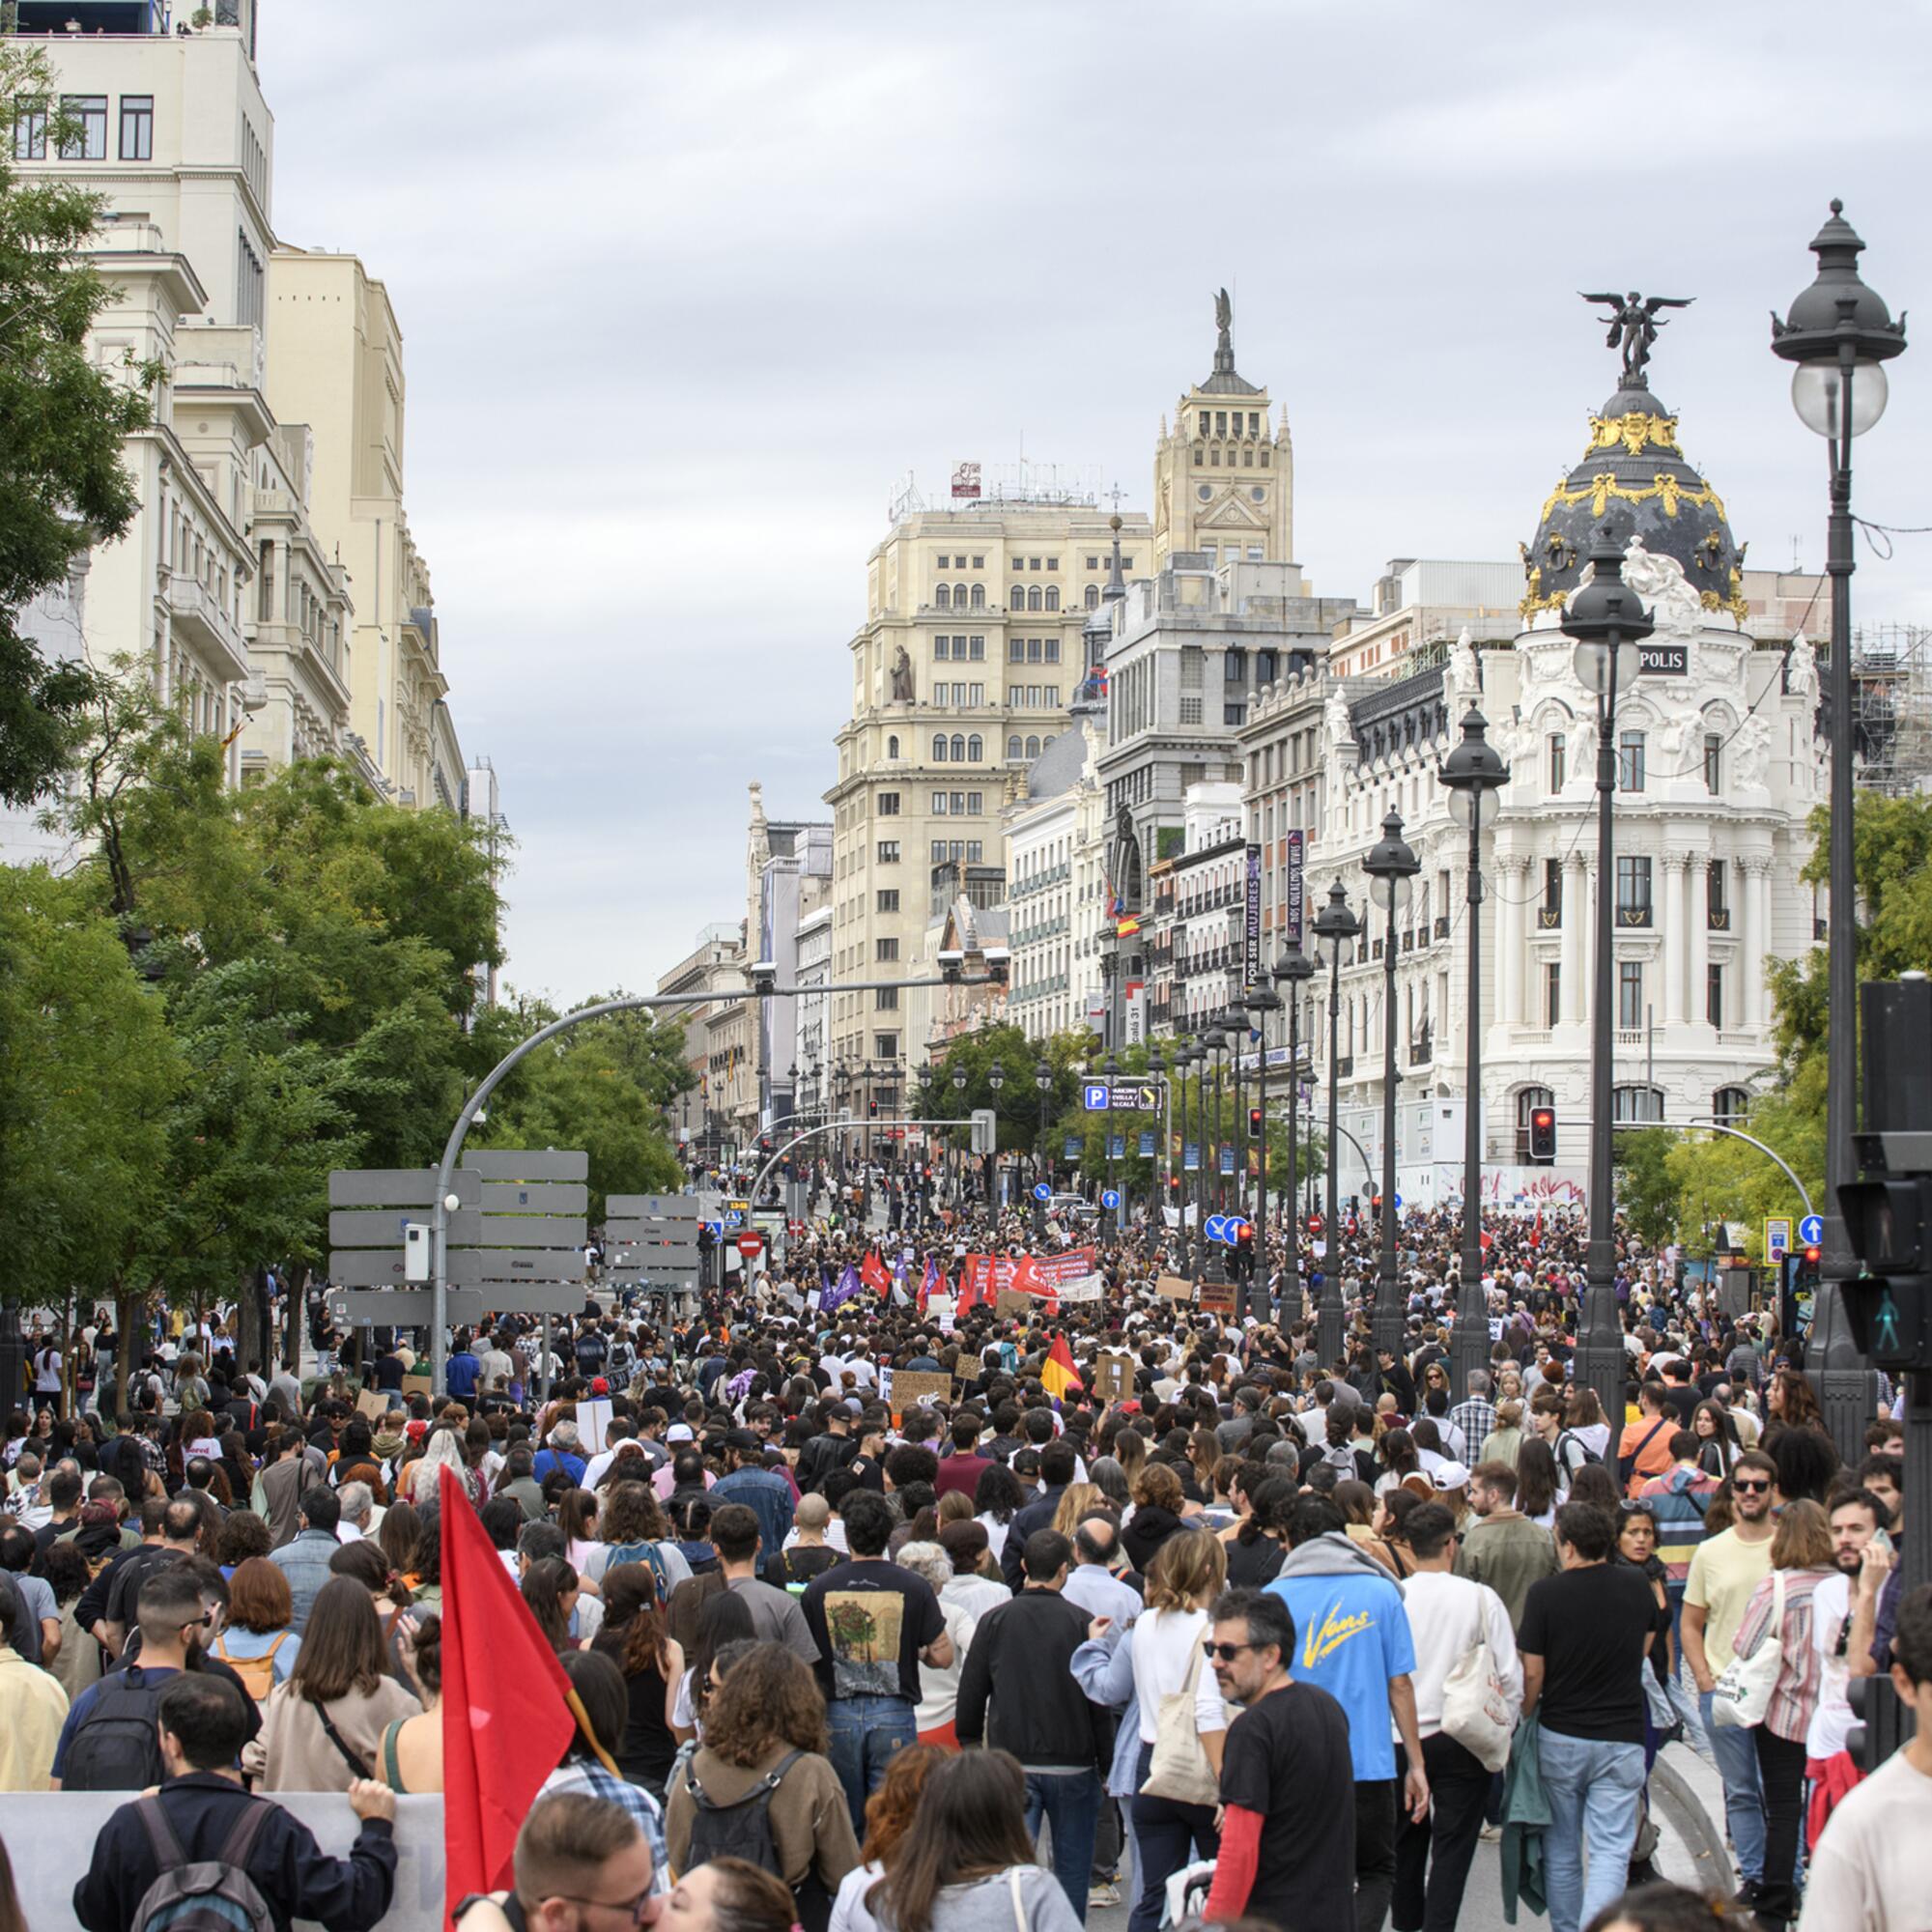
[1040,1334,1083,1404]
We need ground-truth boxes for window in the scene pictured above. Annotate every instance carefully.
[59,96,107,159]
[1044,586,1060,611]
[1085,583,1099,610]
[967,841,983,863]
[1224,703,1246,726]
[1009,639,1025,664]
[1543,858,1563,921]
[937,555,951,569]
[949,732,965,760]
[877,890,899,913]
[934,583,951,609]
[1025,735,1041,757]
[1008,734,1023,759]
[236,231,264,330]
[1225,648,1247,684]
[966,791,982,814]
[969,683,983,706]
[1548,732,1566,794]
[1180,696,1204,725]
[966,734,982,761]
[1027,586,1042,611]
[1616,855,1653,923]
[877,840,899,864]
[1544,962,1561,1028]
[876,938,898,962]
[1618,730,1646,792]
[874,1034,898,1060]
[886,734,899,758]
[1707,858,1727,925]
[972,555,984,569]
[1619,959,1644,1030]
[1180,647,1204,689]
[1612,1085,1666,1123]
[14,101,47,159]
[875,987,898,1009]
[1043,639,1061,664]
[1517,1086,1555,1159]
[932,791,949,814]
[1706,963,1724,1028]
[1704,731,1723,794]
[934,636,951,660]
[1027,639,1043,663]
[968,636,984,660]
[878,791,900,815]
[950,791,968,814]
[933,736,949,762]
[970,583,984,610]
[117,94,154,160]
[1713,1086,1749,1124]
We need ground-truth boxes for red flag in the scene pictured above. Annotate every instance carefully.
[440,1464,578,1922]
[861,1250,892,1297]
[955,1255,985,1317]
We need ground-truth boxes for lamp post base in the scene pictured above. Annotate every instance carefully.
[0,1307,25,1419]
[1575,1335,1626,1430]
[1316,1296,1345,1369]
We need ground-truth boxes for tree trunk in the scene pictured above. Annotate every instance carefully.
[112,1286,141,1417]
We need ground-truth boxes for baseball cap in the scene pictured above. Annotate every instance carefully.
[591,1377,610,1395]
[666,1423,695,1442]
[1432,1461,1471,1492]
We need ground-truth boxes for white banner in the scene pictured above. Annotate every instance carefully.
[1050,1274,1104,1303]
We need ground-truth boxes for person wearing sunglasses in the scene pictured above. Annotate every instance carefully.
[1680,1450,1778,1912]
[459,1791,662,1932]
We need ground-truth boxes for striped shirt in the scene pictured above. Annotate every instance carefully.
[1733,1566,1835,1745]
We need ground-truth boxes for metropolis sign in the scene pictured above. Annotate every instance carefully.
[1637,642,1689,676]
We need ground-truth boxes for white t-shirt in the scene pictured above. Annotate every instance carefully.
[1798,1747,1932,1932]
[1396,1570,1522,1738]
[1804,1571,1855,1759]
[1128,1605,1228,1746]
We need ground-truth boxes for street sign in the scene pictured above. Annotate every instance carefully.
[328,1168,481,1209]
[332,1208,482,1248]
[1081,1084,1164,1113]
[467,1149,589,1182]
[1283,828,1305,948]
[327,1288,484,1329]
[1204,1214,1228,1243]
[736,1234,763,1258]
[1765,1217,1793,1261]
[447,1249,587,1286]
[1139,1130,1155,1157]
[1033,1181,1052,1202]
[1083,1083,1109,1112]
[479,1181,588,1214]
[1219,1146,1236,1176]
[1244,842,1263,986]
[1101,1188,1121,1210]
[1107,1134,1124,1159]
[1799,1214,1825,1246]
[1183,1141,1199,1171]
[970,1108,998,1153]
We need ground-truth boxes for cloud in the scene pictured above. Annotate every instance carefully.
[261,0,1932,1007]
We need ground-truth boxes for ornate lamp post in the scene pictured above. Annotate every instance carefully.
[1034,1056,1054,1239]
[1314,883,1362,1365]
[1440,706,1511,1398]
[1103,1051,1122,1237]
[1773,203,1907,1462]
[1146,1043,1166,1232]
[1565,528,1654,1424]
[1271,946,1314,1327]
[1201,1021,1229,1287]
[951,1062,967,1223]
[987,1061,1006,1216]
[1363,813,1420,1355]
[1245,979,1283,1324]
[1173,1040,1195,1268]
[834,1065,852,1189]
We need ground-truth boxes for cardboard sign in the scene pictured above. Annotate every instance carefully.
[1155,1274,1197,1303]
[892,1371,953,1415]
[355,1389,390,1424]
[1197,1282,1236,1319]
[1091,1351,1135,1405]
[996,1290,1036,1318]
[401,1374,432,1401]
[578,1397,612,1455]
[928,1293,956,1335]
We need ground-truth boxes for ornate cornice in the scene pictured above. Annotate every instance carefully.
[1586,412,1681,457]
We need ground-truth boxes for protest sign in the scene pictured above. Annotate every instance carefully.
[1155,1275,1197,1302]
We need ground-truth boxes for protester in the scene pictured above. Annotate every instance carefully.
[454,1790,658,1932]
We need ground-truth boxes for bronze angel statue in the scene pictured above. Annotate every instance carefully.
[1580,290,1693,384]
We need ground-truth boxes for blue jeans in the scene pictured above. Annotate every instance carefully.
[1699,1690,1767,1883]
[826,1694,917,1837]
[1538,1728,1648,1932]
[1024,1769,1102,1921]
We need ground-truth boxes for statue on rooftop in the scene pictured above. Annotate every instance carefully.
[1579,290,1694,384]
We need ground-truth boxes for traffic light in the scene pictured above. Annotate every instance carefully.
[1248,1106,1264,1141]
[867,1098,878,1119]
[1838,1177,1932,1368]
[1529,1106,1557,1164]
[758,1135,772,1154]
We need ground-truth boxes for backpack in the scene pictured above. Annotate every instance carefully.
[211,1632,290,1703]
[128,1793,275,1932]
[63,1665,169,1791]
[680,1749,803,1876]
[1557,1429,1605,1470]
[606,1538,672,1599]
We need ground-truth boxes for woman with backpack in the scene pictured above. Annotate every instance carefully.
[593,1561,686,1799]
[210,1558,299,1699]
[663,1641,859,1932]
[588,1482,693,1597]
[245,1577,421,1791]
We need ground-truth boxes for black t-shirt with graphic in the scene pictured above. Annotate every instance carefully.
[801,1557,945,1704]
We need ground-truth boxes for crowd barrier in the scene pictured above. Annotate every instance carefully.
[0,1792,444,1932]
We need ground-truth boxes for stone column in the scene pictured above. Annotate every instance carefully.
[1565,852,1591,1026]
[1742,857,1770,1030]
[1690,850,1711,1033]
[1663,854,1689,1028]
[1495,856,1520,1032]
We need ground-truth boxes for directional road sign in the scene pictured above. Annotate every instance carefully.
[1799,1214,1825,1247]
[1081,1084,1165,1113]
[1101,1189,1121,1210]
[1033,1181,1052,1202]
[328,1168,481,1209]
[1204,1214,1228,1243]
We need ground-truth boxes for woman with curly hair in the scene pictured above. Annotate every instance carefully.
[664,1642,860,1932]
[827,1743,945,1932]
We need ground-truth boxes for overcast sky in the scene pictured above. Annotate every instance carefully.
[264,1,1932,1009]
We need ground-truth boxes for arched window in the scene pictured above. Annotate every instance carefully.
[886,735,899,758]
[966,734,982,761]
[1027,585,1043,611]
[1713,1086,1749,1125]
[933,735,949,761]
[1025,734,1040,757]
[950,733,966,761]
[1044,586,1060,612]
[1514,1086,1554,1162]
[1007,735,1022,759]
[1085,583,1099,610]
[953,584,970,608]
[970,583,984,611]
[1612,1085,1666,1123]
[934,583,951,609]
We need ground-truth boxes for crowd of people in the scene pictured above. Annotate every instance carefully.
[1,1196,1926,1932]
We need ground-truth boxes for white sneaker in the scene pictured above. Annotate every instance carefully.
[1480,1823,1503,1842]
[1088,1883,1122,1908]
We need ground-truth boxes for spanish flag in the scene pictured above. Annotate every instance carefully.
[1040,1334,1082,1405]
[1115,912,1141,937]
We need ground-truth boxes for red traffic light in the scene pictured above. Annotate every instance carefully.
[1529,1107,1557,1164]
[1804,1245,1822,1264]
[1248,1107,1264,1140]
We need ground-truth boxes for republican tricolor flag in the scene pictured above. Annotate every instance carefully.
[1039,1334,1083,1405]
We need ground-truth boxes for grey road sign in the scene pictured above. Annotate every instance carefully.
[327,1288,486,1328]
[472,1281,588,1317]
[609,1244,701,1269]
[331,1208,483,1249]
[446,1249,587,1287]
[468,1149,588,1182]
[606,1194,699,1218]
[479,1181,588,1214]
[459,1213,587,1250]
[970,1109,998,1154]
[329,1250,421,1287]
[329,1169,481,1209]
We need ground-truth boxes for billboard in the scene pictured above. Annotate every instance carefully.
[951,461,981,500]
[1244,842,1263,987]
[1283,828,1305,949]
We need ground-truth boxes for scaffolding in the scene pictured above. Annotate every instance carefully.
[1849,623,1932,795]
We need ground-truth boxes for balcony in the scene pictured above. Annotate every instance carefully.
[1708,907,1731,932]
[1434,917,1451,939]
[1537,906,1562,930]
[1615,904,1654,929]
[166,575,251,682]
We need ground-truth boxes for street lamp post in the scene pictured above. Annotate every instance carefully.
[1246,980,1283,1324]
[1773,202,1908,1463]
[1565,527,1654,1424]
[1363,813,1420,1355]
[1103,1051,1122,1238]
[1034,1056,1053,1239]
[987,1061,1006,1217]
[951,1063,967,1227]
[1440,705,1511,1399]
[1224,1005,1247,1219]
[1173,1040,1193,1268]
[1146,1043,1166,1233]
[1271,947,1314,1330]
[1314,882,1362,1365]
[1201,1022,1229,1289]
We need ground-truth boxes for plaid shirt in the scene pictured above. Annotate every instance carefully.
[541,1759,670,1893]
[1447,1397,1497,1458]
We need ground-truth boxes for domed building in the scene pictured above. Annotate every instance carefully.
[1299,336,1821,1209]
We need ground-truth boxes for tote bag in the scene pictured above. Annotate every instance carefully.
[1140,1634,1222,1807]
[1441,1633,1516,1772]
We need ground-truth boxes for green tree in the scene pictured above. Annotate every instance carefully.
[0,866,181,1316]
[0,53,153,805]
[1613,1125,1682,1248]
